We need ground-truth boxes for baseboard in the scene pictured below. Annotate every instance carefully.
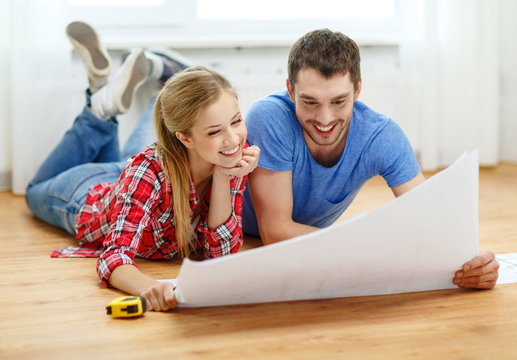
[0,171,11,191]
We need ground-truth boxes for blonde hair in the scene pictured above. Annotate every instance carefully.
[153,66,236,257]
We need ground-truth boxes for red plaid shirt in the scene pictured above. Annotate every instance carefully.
[51,144,246,287]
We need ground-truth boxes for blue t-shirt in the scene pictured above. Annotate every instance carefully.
[242,89,420,237]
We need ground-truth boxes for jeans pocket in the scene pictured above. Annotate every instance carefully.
[47,164,109,203]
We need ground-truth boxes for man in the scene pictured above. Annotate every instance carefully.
[242,29,498,290]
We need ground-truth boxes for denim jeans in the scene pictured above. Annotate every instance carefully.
[26,93,156,235]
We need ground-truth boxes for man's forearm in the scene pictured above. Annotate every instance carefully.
[259,219,318,245]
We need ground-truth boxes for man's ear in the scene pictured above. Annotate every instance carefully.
[286,79,295,102]
[176,132,194,149]
[354,79,362,101]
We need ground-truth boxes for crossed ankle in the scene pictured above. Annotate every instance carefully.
[90,49,149,119]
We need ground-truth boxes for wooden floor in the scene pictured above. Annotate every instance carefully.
[1,164,517,359]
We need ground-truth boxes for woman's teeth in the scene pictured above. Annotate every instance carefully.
[316,124,334,132]
[220,146,239,155]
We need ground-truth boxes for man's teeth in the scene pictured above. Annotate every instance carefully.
[316,124,334,132]
[221,146,239,155]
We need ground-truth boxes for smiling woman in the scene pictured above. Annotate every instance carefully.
[23,22,260,312]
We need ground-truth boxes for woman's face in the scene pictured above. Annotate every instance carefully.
[178,90,247,170]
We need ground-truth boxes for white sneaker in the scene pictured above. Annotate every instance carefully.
[145,48,191,84]
[90,49,149,119]
[66,21,111,93]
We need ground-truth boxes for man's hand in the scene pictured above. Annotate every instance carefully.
[141,281,177,311]
[218,145,260,178]
[453,250,499,289]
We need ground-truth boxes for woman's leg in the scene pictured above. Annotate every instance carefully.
[121,97,157,160]
[119,49,190,160]
[26,161,124,235]
[28,100,119,188]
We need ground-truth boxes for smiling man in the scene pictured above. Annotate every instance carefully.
[242,28,499,290]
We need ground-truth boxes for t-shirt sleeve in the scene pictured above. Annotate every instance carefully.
[368,119,421,188]
[245,99,295,172]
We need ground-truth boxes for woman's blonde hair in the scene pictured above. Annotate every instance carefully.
[153,66,236,257]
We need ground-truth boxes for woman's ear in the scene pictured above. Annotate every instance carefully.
[175,132,194,149]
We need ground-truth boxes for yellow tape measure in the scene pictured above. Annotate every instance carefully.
[106,296,147,318]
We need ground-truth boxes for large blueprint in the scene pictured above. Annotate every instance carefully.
[172,151,479,307]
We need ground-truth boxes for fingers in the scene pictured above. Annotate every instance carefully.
[453,250,499,289]
[165,286,177,309]
[216,146,260,177]
[461,250,495,272]
[242,145,260,158]
[222,159,255,177]
[453,270,499,288]
[142,282,177,312]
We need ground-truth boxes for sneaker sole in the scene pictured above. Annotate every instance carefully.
[120,51,149,111]
[66,21,110,77]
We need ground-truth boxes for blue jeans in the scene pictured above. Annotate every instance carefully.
[26,93,156,235]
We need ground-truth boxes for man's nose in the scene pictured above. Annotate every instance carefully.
[317,106,332,125]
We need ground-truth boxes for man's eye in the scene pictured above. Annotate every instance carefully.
[304,101,317,105]
[333,100,345,105]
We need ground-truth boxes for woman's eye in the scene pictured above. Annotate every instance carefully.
[232,119,242,126]
[208,130,220,136]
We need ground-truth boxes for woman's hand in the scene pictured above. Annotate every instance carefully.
[218,145,260,178]
[453,250,499,289]
[140,281,177,311]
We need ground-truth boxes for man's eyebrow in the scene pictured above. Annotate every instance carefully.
[299,93,316,100]
[298,92,351,100]
[331,92,351,100]
[203,112,241,130]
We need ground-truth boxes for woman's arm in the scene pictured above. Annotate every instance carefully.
[206,168,233,229]
[200,145,259,257]
[109,265,177,311]
[208,145,260,229]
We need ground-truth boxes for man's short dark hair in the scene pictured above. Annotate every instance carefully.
[288,29,361,90]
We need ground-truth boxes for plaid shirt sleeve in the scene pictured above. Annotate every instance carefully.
[96,154,164,287]
[197,174,246,258]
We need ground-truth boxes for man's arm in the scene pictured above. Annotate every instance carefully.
[390,172,426,197]
[252,170,426,244]
[248,167,318,245]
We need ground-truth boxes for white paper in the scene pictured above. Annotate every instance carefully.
[171,151,479,307]
[495,253,517,284]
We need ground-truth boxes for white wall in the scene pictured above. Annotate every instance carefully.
[0,0,11,190]
[499,0,517,163]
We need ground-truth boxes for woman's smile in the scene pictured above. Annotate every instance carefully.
[219,145,241,157]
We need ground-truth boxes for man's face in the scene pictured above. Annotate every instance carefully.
[287,68,361,155]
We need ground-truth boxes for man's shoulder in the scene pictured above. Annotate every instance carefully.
[247,90,294,120]
[353,101,391,125]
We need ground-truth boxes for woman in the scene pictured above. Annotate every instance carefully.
[26,22,259,311]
